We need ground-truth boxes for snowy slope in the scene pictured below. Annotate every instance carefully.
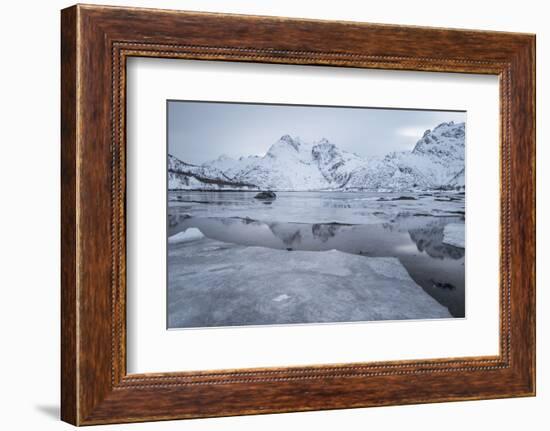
[168,154,258,190]
[345,122,465,191]
[234,135,330,190]
[447,168,465,187]
[169,122,465,191]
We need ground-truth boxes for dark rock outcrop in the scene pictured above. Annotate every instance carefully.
[254,191,277,200]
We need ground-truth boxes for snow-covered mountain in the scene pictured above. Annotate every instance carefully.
[344,121,466,190]
[168,154,258,190]
[169,121,465,191]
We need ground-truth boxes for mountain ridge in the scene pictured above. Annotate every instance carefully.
[168,121,465,192]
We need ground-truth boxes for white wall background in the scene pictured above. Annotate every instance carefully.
[0,1,546,429]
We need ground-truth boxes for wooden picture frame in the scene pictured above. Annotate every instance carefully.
[61,4,536,425]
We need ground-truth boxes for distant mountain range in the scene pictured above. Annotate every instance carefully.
[168,121,465,192]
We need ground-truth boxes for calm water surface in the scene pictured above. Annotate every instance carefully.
[168,191,465,317]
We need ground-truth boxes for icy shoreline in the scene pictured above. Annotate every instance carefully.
[168,235,452,328]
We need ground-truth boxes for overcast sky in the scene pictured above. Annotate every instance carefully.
[168,100,466,165]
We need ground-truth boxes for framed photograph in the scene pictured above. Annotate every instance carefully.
[61,4,536,425]
[165,101,467,329]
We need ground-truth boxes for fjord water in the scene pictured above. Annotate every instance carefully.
[168,190,465,319]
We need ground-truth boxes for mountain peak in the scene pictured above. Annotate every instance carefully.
[412,121,465,158]
[279,134,301,147]
[434,121,455,130]
[279,134,294,142]
[266,135,302,156]
[315,137,330,145]
[312,139,338,159]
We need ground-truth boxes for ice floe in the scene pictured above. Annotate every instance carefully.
[168,227,204,244]
[442,223,465,248]
[167,237,452,328]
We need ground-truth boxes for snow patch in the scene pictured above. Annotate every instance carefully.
[168,227,204,244]
[273,294,290,302]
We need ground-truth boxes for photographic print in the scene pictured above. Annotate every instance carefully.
[167,101,466,329]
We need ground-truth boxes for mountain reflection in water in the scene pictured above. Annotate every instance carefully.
[169,213,465,317]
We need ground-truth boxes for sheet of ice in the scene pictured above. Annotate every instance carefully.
[443,223,465,248]
[168,237,452,328]
[167,227,204,244]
